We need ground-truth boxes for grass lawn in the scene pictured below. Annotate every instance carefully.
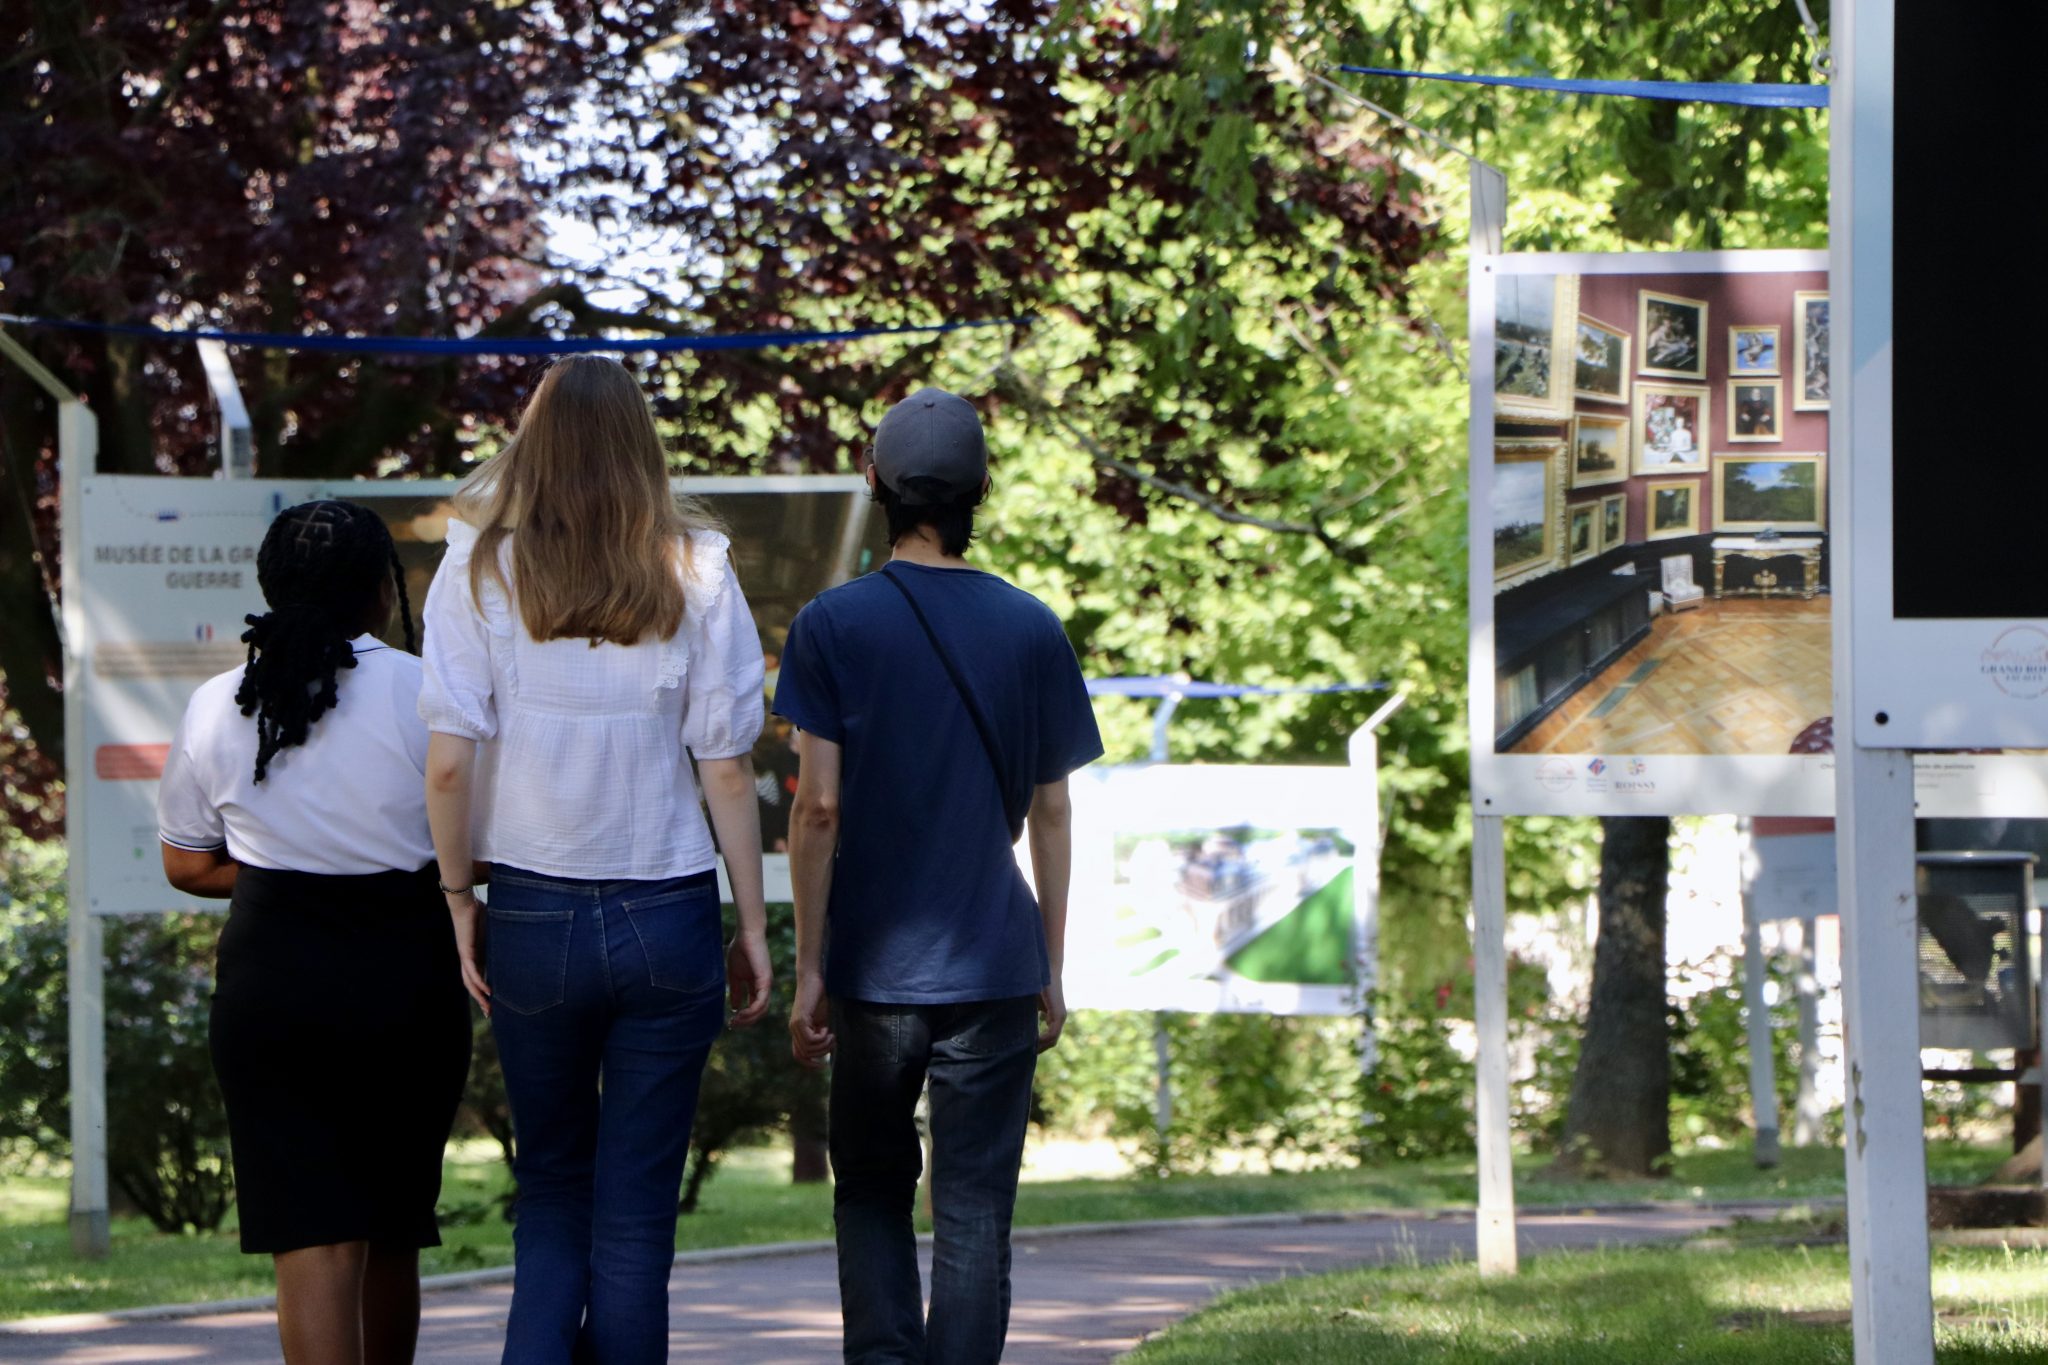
[0,1140,2009,1323]
[1125,1242,2048,1364]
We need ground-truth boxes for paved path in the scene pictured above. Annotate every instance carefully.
[0,1205,1760,1363]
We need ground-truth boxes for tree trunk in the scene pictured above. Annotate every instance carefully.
[1554,815,1672,1178]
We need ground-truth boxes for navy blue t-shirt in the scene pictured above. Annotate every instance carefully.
[771,562,1104,1004]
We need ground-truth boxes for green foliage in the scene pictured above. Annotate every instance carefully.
[1357,994,1475,1161]
[1037,1010,1365,1174]
[0,833,234,1233]
[681,902,827,1211]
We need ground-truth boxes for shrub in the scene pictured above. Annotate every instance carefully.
[0,833,236,1232]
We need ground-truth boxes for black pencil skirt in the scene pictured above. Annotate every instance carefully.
[210,863,471,1255]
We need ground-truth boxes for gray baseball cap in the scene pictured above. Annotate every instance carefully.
[871,387,987,505]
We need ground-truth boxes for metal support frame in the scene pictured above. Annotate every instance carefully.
[1,324,109,1260]
[1834,4,1935,1356]
[1742,908,1782,1168]
[1349,692,1407,1074]
[195,338,253,479]
[1466,155,1515,1278]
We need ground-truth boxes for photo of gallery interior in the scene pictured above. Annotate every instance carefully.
[1490,268,1831,756]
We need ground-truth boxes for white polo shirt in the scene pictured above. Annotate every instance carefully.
[157,637,436,876]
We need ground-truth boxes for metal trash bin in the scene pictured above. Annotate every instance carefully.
[1916,851,2038,1052]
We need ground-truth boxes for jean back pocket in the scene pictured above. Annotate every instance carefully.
[619,885,723,995]
[486,906,575,1015]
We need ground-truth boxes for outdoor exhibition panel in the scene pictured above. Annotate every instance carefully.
[73,473,881,915]
[1469,248,2048,819]
[1845,4,2048,750]
[1059,763,1373,1016]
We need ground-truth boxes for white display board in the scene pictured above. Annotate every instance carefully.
[1468,248,2048,818]
[1059,764,1369,1016]
[77,477,320,913]
[1743,823,1838,922]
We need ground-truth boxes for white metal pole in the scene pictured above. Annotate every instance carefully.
[1834,3,1934,1355]
[1742,912,1782,1168]
[1792,917,1825,1147]
[1471,812,1516,1276]
[195,338,253,479]
[1465,150,1514,1277]
[1349,693,1406,1076]
[58,399,109,1260]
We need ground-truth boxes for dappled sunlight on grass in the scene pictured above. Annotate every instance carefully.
[1128,1244,2048,1364]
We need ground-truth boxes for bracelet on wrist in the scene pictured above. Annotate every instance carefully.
[439,880,474,896]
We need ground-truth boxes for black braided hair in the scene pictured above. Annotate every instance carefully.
[235,500,415,783]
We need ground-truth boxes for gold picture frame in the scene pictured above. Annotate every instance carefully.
[1494,274,1581,422]
[1727,378,1783,443]
[1492,438,1567,587]
[1712,453,1827,532]
[1729,324,1781,377]
[1599,491,1627,551]
[1645,478,1702,540]
[1574,315,1631,405]
[1633,382,1710,475]
[1569,411,1630,490]
[1793,290,1830,411]
[1566,501,1599,565]
[1638,289,1709,379]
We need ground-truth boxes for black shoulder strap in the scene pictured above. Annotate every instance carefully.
[880,565,1026,842]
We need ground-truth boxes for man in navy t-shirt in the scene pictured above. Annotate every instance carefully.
[775,386,1102,1364]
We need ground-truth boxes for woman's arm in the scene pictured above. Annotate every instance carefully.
[425,731,490,1016]
[160,843,237,898]
[698,754,772,1027]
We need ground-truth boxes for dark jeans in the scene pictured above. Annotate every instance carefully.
[486,864,725,1365]
[829,995,1039,1365]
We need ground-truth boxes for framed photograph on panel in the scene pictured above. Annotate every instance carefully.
[1792,290,1829,411]
[1566,502,1599,564]
[1494,274,1580,421]
[1638,289,1708,379]
[1633,382,1710,474]
[1645,478,1701,540]
[1569,411,1630,489]
[1728,379,1783,442]
[1712,453,1826,532]
[1574,316,1631,404]
[1729,325,1780,376]
[1492,438,1566,586]
[1599,491,1627,551]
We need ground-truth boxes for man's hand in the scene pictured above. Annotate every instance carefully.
[727,929,773,1027]
[790,972,834,1069]
[1037,977,1067,1053]
[449,893,491,1018]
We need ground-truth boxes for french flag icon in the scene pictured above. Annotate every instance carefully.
[195,623,214,643]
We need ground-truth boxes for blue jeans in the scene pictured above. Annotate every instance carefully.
[486,864,725,1365]
[829,996,1039,1365]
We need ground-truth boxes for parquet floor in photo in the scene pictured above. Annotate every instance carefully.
[1510,598,1831,756]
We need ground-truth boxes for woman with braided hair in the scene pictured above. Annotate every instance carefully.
[420,355,772,1361]
[157,499,471,1365]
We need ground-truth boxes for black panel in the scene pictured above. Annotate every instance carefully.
[1892,2,2048,619]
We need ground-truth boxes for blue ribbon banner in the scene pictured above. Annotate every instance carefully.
[0,312,1029,358]
[1086,676,1389,700]
[1336,65,1829,109]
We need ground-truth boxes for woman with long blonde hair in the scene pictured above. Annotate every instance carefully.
[419,355,771,1362]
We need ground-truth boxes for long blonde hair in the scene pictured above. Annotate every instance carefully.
[455,356,720,645]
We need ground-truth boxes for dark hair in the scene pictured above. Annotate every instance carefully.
[235,500,413,782]
[872,476,987,558]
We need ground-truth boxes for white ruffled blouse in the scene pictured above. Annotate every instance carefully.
[418,519,766,881]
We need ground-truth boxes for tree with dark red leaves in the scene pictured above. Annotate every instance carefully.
[2,2,1437,829]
